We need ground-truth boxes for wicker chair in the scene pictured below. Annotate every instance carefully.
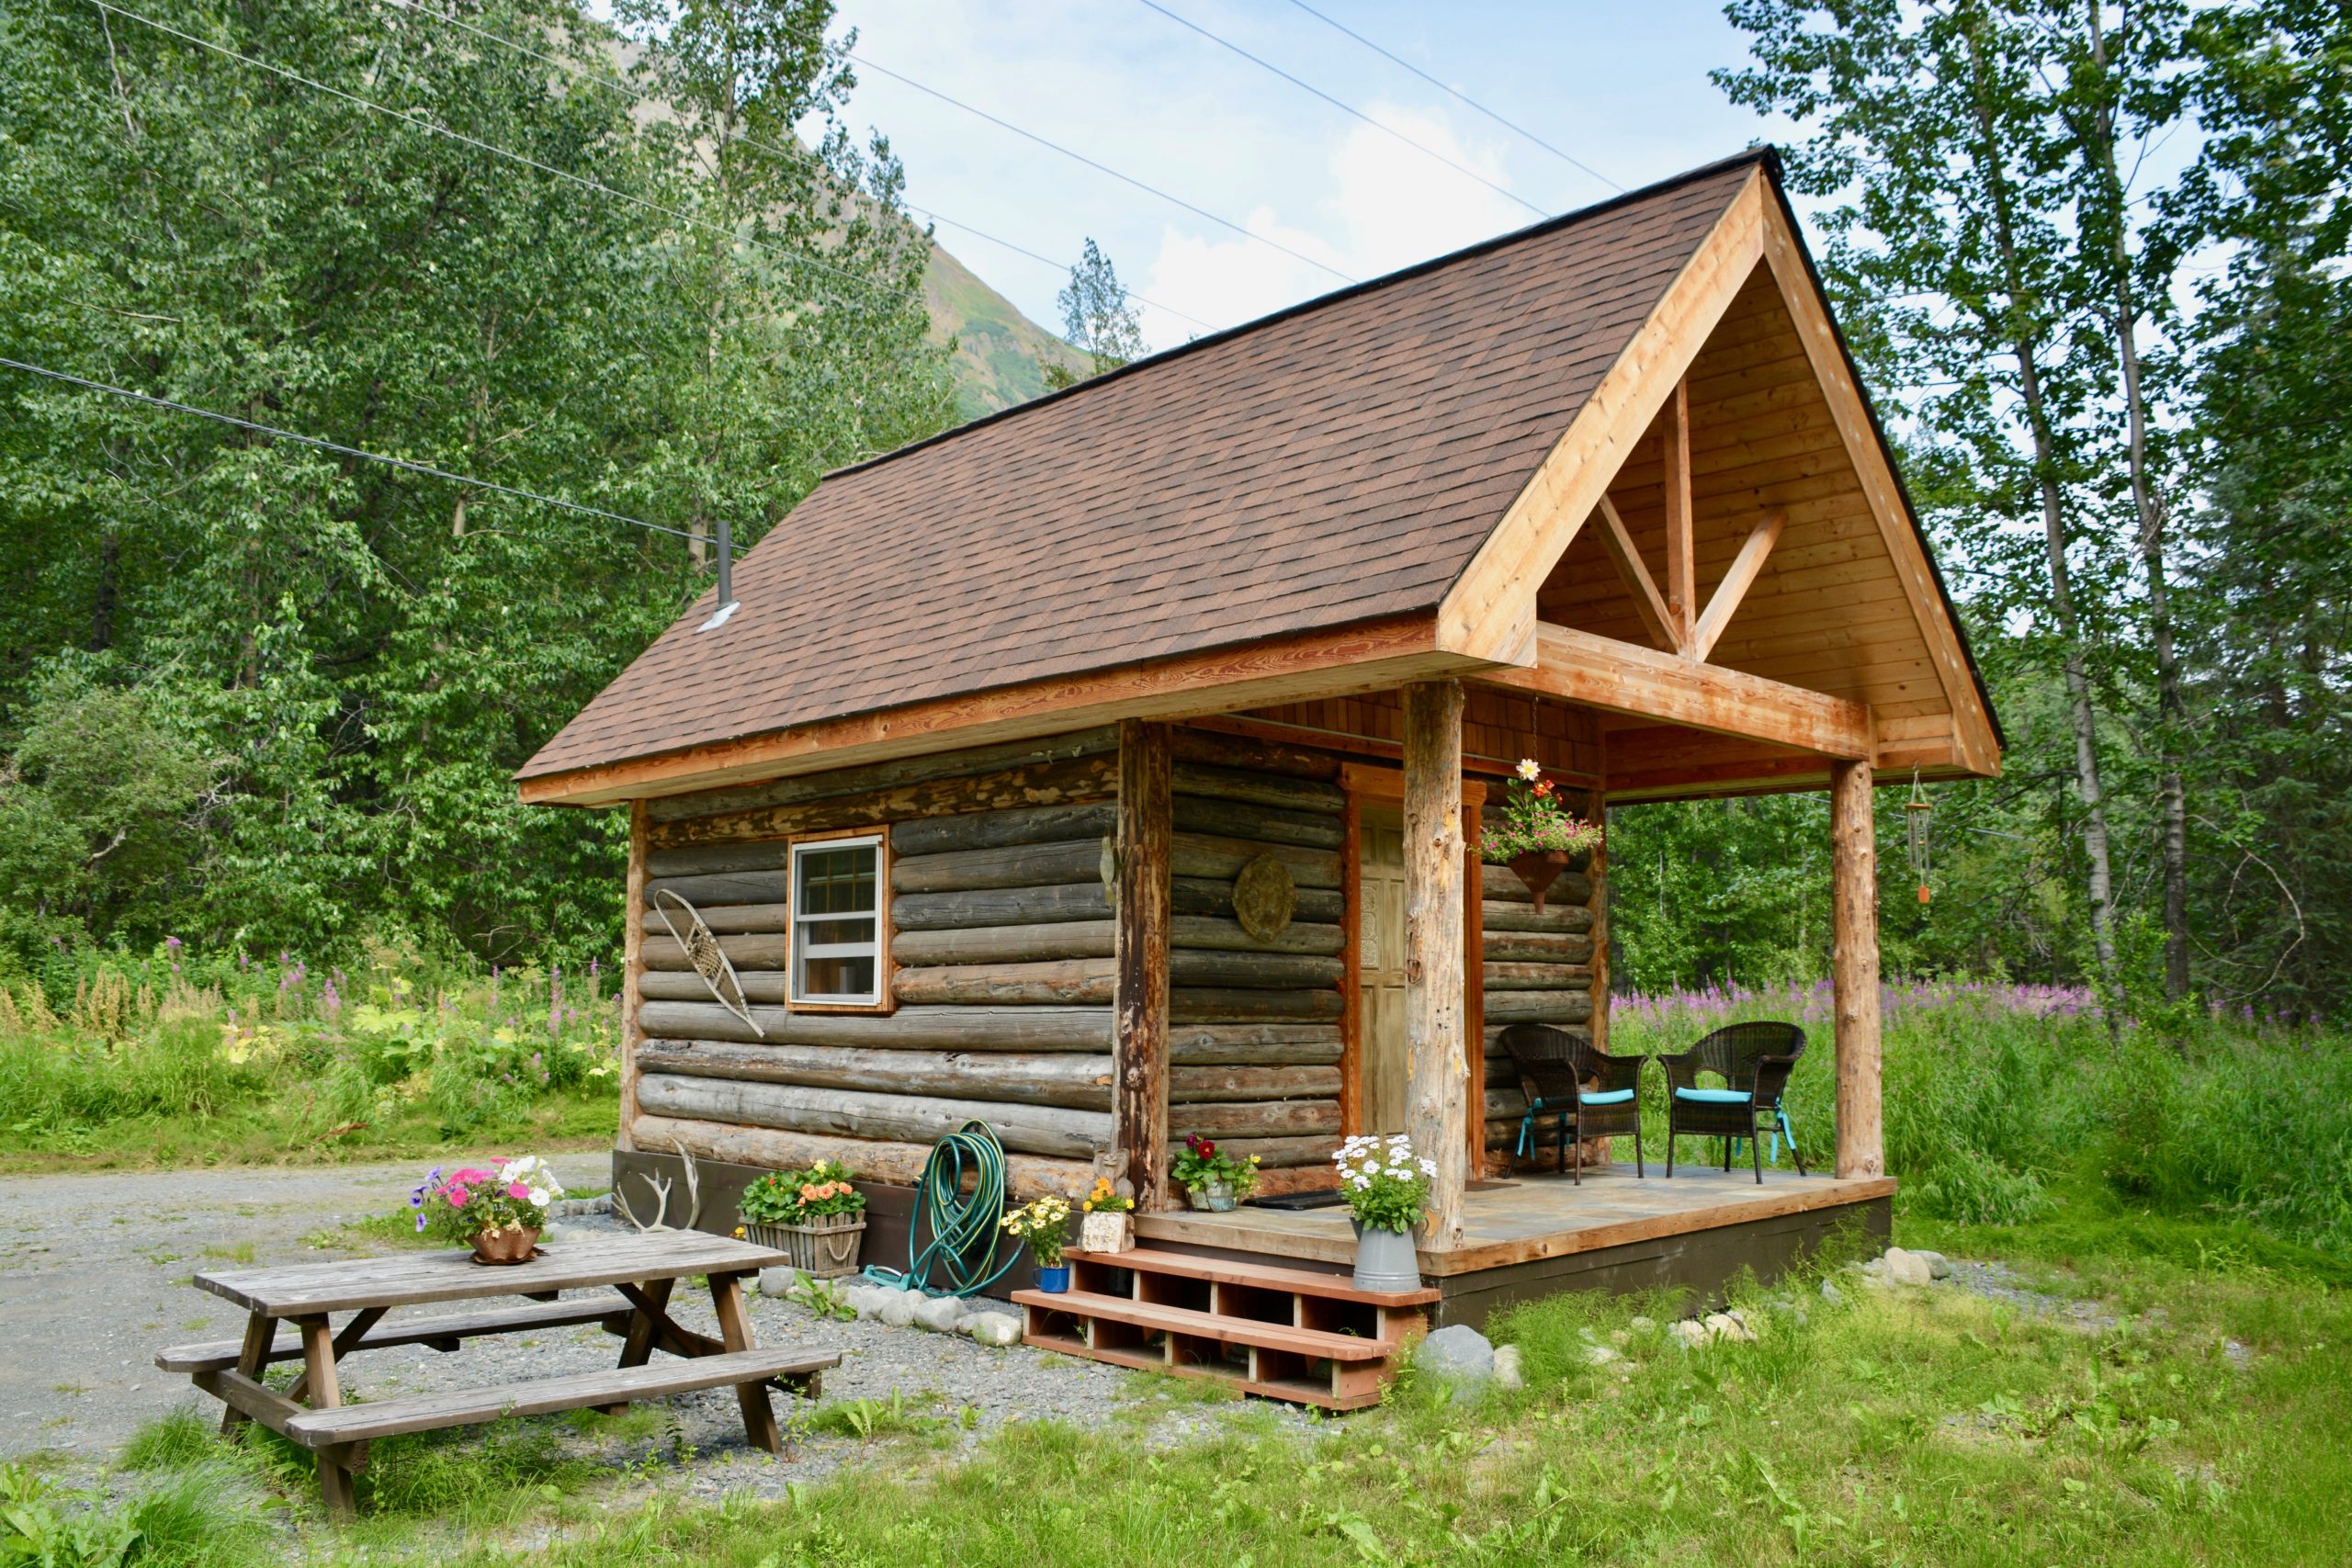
[1496,1022,1645,1183]
[1657,1021,1806,1183]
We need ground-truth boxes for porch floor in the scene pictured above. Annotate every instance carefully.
[1137,1161,1896,1277]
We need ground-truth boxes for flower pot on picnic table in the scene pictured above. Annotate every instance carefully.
[1350,1219,1421,1294]
[1507,849,1573,915]
[470,1224,541,1265]
[743,1213,867,1280]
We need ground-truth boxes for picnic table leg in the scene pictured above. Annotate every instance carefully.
[299,1315,356,1520]
[710,1271,781,1454]
[599,1276,676,1415]
[220,1313,275,1438]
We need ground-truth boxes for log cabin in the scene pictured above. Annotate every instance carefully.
[518,149,2002,1402]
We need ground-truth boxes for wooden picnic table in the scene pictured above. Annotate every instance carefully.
[156,1231,838,1517]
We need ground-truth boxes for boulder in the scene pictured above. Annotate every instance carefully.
[1819,1278,1845,1304]
[1912,1249,1952,1280]
[1582,1342,1623,1366]
[967,1313,1022,1348]
[1492,1344,1526,1389]
[1883,1247,1936,1287]
[1416,1325,1496,1393]
[879,1291,921,1328]
[1629,1315,1657,1334]
[1702,1311,1758,1344]
[913,1294,972,1334]
[1668,1320,1708,1348]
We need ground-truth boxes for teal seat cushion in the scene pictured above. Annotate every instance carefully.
[1674,1087,1751,1105]
[1578,1089,1635,1105]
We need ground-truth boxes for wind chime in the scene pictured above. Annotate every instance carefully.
[1906,769,1934,904]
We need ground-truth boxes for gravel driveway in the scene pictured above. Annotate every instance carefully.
[0,1158,1297,1498]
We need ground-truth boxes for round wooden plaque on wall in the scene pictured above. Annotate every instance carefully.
[1232,854,1296,942]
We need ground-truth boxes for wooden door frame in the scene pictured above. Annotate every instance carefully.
[1337,762,1487,1170]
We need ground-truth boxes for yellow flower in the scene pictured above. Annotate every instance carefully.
[731,1225,745,1238]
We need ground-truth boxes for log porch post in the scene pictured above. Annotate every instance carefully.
[1829,759,1884,1178]
[1403,680,1468,1247]
[1114,718,1173,1210]
[619,798,648,1153]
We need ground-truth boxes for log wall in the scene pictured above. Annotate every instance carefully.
[1160,727,1349,1179]
[1477,786,1609,1161]
[627,727,1124,1198]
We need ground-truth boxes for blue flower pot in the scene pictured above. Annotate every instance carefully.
[1035,1264,1071,1293]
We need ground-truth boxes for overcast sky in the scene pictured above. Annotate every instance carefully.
[812,1,1790,349]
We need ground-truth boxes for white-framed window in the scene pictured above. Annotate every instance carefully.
[789,834,884,1007]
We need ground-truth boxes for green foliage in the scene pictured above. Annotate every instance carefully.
[1,1458,263,1568]
[0,941,617,1168]
[1042,237,1146,388]
[0,0,952,971]
[737,1159,865,1226]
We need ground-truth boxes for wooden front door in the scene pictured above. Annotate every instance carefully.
[1356,806,1409,1134]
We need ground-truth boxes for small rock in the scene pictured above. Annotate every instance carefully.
[913,1294,971,1334]
[1608,1329,1630,1347]
[756,1267,798,1297]
[1582,1342,1623,1366]
[1913,1249,1952,1280]
[879,1292,920,1328]
[967,1313,1021,1348]
[1416,1325,1496,1392]
[1859,1256,1888,1277]
[1702,1311,1758,1344]
[1883,1247,1936,1288]
[1492,1344,1526,1388]
[1668,1320,1708,1348]
[2223,1339,2252,1369]
[1820,1278,1845,1304]
[1629,1314,1657,1334]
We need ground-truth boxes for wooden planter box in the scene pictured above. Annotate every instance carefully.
[743,1213,866,1279]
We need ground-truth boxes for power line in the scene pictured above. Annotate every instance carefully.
[90,0,922,324]
[1130,0,1547,218]
[1278,0,1621,194]
[0,355,697,542]
[849,52,1357,285]
[377,0,1222,336]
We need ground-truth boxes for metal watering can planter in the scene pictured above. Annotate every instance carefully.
[1351,1220,1421,1294]
[1187,1179,1238,1213]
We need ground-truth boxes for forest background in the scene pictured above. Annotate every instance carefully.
[2,0,2347,1030]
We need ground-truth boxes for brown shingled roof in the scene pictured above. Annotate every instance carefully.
[519,153,1770,783]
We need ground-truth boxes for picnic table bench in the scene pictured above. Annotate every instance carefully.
[157,1231,837,1517]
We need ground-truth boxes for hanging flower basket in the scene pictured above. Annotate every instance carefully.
[1484,760,1601,916]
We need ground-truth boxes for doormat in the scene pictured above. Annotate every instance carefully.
[1247,1190,1347,1211]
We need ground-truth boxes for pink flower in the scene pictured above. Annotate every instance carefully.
[454,1167,492,1185]
[447,1185,470,1206]
[508,1182,529,1200]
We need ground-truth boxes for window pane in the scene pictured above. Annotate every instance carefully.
[800,954,875,998]
[793,840,880,1002]
[797,845,876,915]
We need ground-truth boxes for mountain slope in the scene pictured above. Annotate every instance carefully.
[924,243,1087,420]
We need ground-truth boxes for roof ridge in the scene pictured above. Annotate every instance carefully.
[820,146,1782,486]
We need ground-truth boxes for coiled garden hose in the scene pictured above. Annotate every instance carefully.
[860,1120,1017,1297]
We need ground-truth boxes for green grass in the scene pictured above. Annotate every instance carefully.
[0,943,621,1169]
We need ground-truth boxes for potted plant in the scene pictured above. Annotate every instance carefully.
[736,1159,868,1280]
[1483,759,1602,914]
[411,1155,566,1265]
[1000,1194,1074,1292]
[1078,1175,1136,1254]
[1333,1134,1434,1293]
[1171,1133,1261,1212]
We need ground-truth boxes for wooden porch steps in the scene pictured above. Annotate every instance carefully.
[1011,1247,1435,1411]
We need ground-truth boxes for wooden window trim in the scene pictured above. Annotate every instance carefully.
[785,826,895,1015]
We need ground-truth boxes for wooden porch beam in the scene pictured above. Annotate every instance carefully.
[1829,759,1884,1178]
[1690,510,1785,663]
[1114,719,1173,1210]
[1661,378,1696,642]
[1477,622,1872,760]
[1593,494,1681,654]
[1402,680,1468,1249]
